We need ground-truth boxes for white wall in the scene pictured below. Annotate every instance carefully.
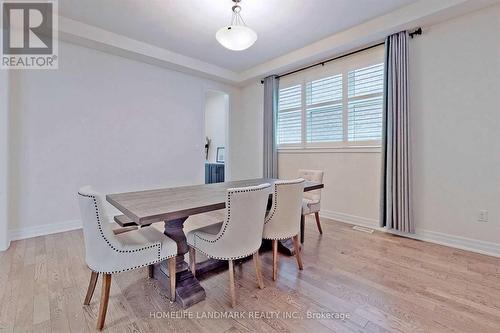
[232,4,500,254]
[205,92,227,163]
[230,82,264,180]
[6,40,236,239]
[0,68,9,250]
[410,4,500,244]
[279,150,381,223]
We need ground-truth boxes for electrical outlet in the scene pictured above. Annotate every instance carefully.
[478,210,488,222]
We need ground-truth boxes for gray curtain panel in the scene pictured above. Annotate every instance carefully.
[263,75,279,178]
[380,31,413,233]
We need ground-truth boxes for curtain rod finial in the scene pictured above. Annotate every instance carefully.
[409,27,422,38]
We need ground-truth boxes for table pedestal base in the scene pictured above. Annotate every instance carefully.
[153,263,205,308]
[151,217,207,308]
[278,239,297,256]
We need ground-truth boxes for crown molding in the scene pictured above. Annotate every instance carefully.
[56,0,499,86]
[58,16,241,84]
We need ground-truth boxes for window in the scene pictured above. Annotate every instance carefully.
[276,48,384,148]
[306,75,343,143]
[277,85,301,144]
[348,63,384,141]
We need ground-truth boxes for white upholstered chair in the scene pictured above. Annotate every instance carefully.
[186,183,271,307]
[298,169,324,241]
[262,179,305,280]
[78,186,177,330]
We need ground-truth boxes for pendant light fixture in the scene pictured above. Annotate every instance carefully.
[216,0,257,51]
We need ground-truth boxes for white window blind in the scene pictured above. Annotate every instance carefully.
[277,85,302,144]
[276,46,384,148]
[305,75,343,142]
[347,63,384,141]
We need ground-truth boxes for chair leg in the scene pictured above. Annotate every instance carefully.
[300,214,305,243]
[189,247,196,277]
[272,239,278,281]
[168,257,176,302]
[253,252,264,289]
[292,235,304,270]
[314,212,323,234]
[97,273,112,330]
[148,265,154,278]
[83,271,99,305]
[228,260,236,307]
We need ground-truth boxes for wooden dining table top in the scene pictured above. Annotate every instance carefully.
[106,178,324,225]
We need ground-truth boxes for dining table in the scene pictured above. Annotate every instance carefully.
[106,178,324,308]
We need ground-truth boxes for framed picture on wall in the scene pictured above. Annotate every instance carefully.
[216,147,225,163]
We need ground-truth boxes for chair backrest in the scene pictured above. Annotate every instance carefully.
[298,169,324,202]
[265,179,305,237]
[77,186,121,271]
[213,183,271,258]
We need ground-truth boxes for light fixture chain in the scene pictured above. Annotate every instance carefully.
[237,12,246,26]
[231,11,236,25]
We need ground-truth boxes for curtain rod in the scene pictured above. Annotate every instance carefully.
[260,27,422,84]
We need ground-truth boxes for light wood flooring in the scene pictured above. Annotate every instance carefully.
[1,214,500,333]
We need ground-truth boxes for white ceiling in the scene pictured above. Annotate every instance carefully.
[59,0,418,72]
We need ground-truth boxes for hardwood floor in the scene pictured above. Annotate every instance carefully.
[1,215,500,332]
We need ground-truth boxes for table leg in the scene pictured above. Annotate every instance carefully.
[150,217,206,308]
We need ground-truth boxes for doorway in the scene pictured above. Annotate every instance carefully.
[204,90,229,184]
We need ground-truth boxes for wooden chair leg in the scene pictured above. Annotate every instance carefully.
[148,265,154,278]
[272,239,278,281]
[97,274,112,330]
[168,257,176,301]
[253,252,264,289]
[189,247,196,277]
[228,260,236,307]
[314,212,323,234]
[84,271,99,305]
[300,214,305,243]
[292,235,304,270]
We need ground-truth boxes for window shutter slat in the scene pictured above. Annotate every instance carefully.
[348,94,383,141]
[278,85,301,111]
[306,104,343,142]
[347,63,384,141]
[348,63,384,98]
[304,74,343,143]
[306,75,342,105]
[277,84,302,144]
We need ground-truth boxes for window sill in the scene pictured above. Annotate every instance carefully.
[277,146,381,154]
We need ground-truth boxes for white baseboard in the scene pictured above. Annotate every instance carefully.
[9,219,83,241]
[321,210,500,258]
[390,228,500,258]
[0,239,10,252]
[321,210,379,229]
[7,214,128,244]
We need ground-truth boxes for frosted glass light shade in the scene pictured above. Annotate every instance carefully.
[216,25,257,51]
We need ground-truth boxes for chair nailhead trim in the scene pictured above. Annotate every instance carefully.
[190,184,270,259]
[187,243,258,261]
[263,235,299,241]
[265,179,305,223]
[78,192,171,273]
[89,254,176,274]
[193,184,269,244]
